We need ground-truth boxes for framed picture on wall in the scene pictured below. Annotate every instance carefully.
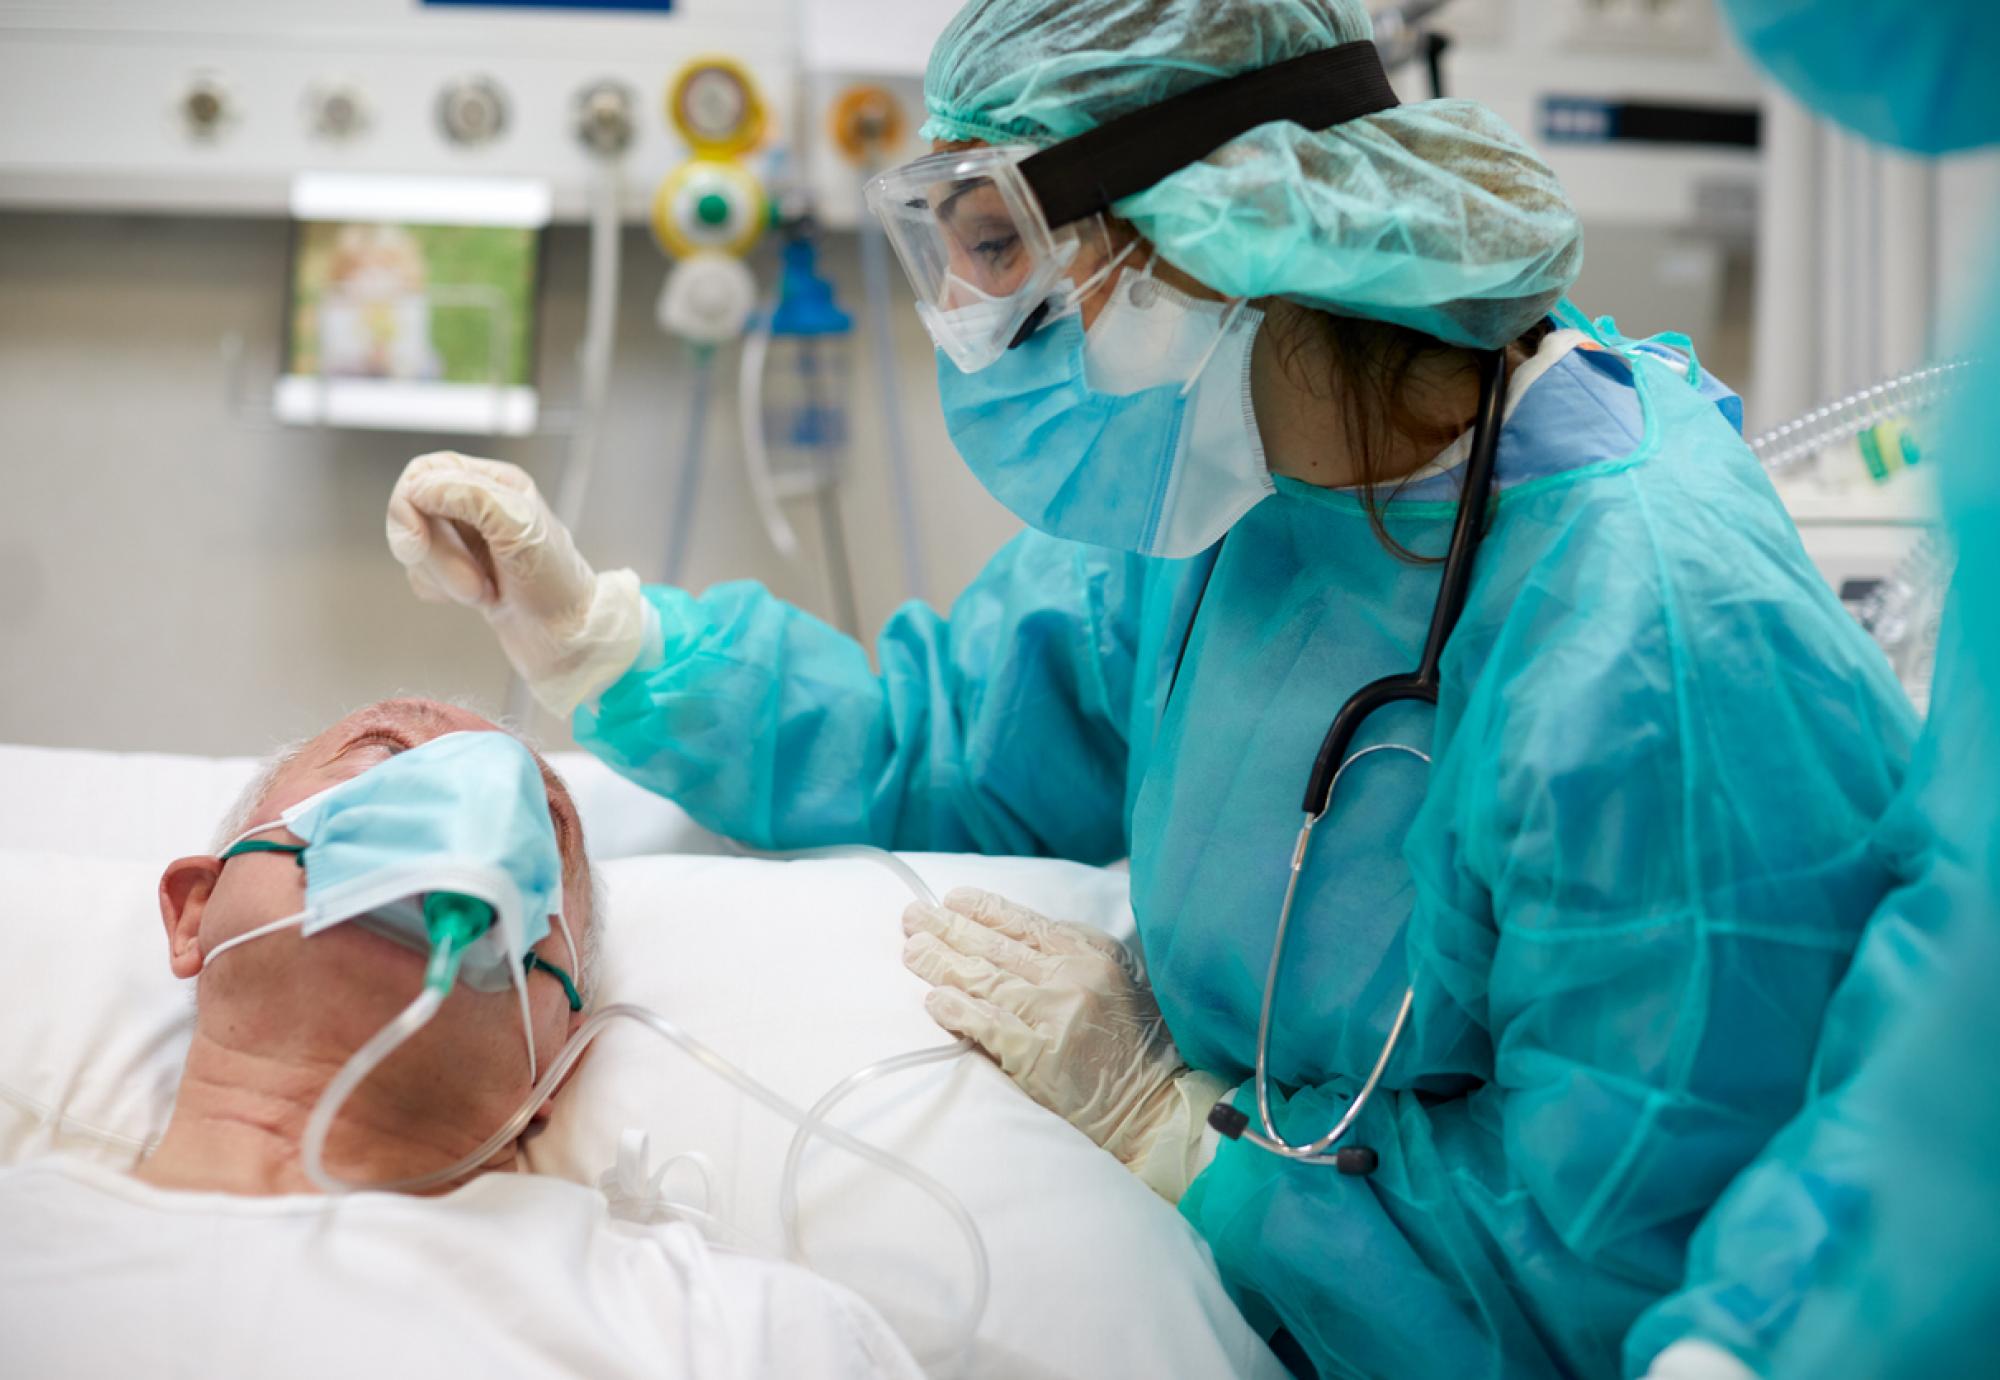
[274,172,549,436]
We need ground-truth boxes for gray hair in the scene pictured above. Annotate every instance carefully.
[211,702,606,1003]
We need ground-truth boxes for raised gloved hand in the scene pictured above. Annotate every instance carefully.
[386,452,651,716]
[902,887,1229,1203]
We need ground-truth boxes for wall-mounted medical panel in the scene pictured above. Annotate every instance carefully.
[0,0,795,221]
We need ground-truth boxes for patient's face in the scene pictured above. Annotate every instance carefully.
[160,698,592,1159]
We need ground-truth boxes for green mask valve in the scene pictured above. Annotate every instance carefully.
[422,892,497,995]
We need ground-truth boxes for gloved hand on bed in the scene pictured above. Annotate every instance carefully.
[903,888,1230,1204]
[387,451,652,717]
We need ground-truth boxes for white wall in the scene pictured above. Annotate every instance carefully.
[12,0,1962,758]
[0,211,1021,755]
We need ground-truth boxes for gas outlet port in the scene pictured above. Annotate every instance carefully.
[437,75,510,147]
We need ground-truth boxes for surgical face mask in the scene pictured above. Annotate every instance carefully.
[916,280,1020,372]
[209,730,580,1074]
[937,258,1271,559]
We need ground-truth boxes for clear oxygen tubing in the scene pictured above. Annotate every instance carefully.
[287,841,988,1372]
[661,345,719,586]
[733,842,984,1376]
[736,322,805,560]
[1749,357,1976,476]
[1858,526,1955,712]
[858,170,929,603]
[802,340,863,638]
[556,158,626,534]
[735,315,861,634]
[303,984,448,1194]
[509,159,625,727]
[301,998,990,1372]
[1858,526,1955,642]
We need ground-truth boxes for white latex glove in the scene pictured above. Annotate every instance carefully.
[902,887,1229,1202]
[386,452,651,716]
[1642,1342,1760,1380]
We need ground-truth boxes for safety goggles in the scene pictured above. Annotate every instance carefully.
[863,40,1401,374]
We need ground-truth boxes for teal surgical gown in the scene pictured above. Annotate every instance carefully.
[578,329,1917,1378]
[1625,273,2000,1379]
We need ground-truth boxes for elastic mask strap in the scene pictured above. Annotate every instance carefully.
[526,953,584,1013]
[218,815,299,856]
[201,911,307,970]
[1178,297,1254,399]
[1049,234,1141,326]
[507,953,539,1086]
[219,839,305,864]
[551,911,585,1004]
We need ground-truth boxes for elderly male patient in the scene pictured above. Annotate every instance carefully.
[0,697,920,1380]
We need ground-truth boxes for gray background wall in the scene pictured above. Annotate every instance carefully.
[0,213,1022,754]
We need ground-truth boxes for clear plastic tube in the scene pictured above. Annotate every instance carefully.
[661,346,718,585]
[297,842,987,1372]
[778,1038,972,1262]
[1857,527,1955,713]
[303,985,446,1194]
[1749,357,1976,476]
[508,159,624,727]
[731,841,939,908]
[306,999,987,1369]
[858,199,928,602]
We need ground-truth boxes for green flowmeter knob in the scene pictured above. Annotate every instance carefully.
[695,192,733,228]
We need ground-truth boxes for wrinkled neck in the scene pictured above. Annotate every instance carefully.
[134,1021,511,1197]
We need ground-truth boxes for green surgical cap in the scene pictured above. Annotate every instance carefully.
[923,0,1585,348]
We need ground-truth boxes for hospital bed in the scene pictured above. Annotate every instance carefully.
[0,742,1286,1380]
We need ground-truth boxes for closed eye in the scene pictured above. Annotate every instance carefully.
[339,729,411,763]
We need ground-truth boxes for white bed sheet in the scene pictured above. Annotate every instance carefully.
[0,743,1284,1380]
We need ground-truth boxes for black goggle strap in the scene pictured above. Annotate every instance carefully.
[1020,40,1401,231]
[525,952,584,1013]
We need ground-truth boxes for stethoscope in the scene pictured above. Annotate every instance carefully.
[1199,347,1511,1176]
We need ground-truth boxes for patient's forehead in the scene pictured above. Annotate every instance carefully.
[252,700,585,887]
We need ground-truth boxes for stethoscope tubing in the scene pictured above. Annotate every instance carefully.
[1235,347,1512,1169]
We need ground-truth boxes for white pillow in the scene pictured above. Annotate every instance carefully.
[0,744,725,861]
[0,849,191,1162]
[0,839,1283,1380]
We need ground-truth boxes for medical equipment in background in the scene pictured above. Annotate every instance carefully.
[503,88,638,724]
[237,834,989,1378]
[1750,358,1976,478]
[1750,357,1979,712]
[1372,0,1459,100]
[1205,350,1511,1176]
[787,1,969,611]
[738,227,864,635]
[268,172,553,437]
[0,4,794,220]
[650,59,769,588]
[1747,79,1996,613]
[831,85,930,602]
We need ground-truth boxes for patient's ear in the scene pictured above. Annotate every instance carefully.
[160,857,223,979]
